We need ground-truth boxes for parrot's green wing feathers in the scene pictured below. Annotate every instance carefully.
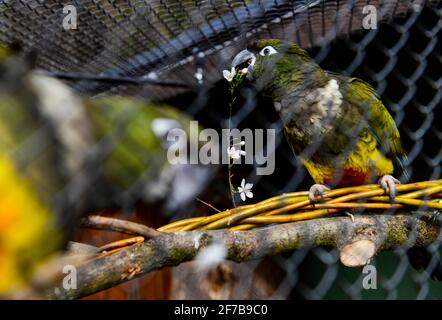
[343,76,408,178]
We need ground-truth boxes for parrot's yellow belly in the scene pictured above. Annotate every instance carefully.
[303,139,394,186]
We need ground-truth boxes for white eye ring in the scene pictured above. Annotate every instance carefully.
[259,46,277,56]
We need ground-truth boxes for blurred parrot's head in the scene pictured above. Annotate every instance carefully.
[225,39,322,99]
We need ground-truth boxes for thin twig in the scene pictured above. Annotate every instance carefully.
[81,215,162,239]
[195,197,222,212]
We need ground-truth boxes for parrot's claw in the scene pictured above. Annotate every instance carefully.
[379,175,401,199]
[309,184,330,202]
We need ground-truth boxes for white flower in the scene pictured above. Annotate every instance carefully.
[222,67,236,82]
[237,178,253,201]
[227,146,246,160]
[195,242,227,271]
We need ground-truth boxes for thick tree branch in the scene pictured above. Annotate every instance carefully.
[51,214,441,300]
[338,216,388,267]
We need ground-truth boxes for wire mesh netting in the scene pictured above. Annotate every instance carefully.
[0,0,441,299]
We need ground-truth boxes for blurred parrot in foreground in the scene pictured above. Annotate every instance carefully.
[0,45,73,296]
[225,39,406,201]
[225,39,442,280]
[0,45,214,296]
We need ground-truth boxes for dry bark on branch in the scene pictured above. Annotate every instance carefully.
[50,214,441,299]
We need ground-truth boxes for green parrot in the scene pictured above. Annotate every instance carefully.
[0,44,213,296]
[225,39,406,201]
[226,38,442,280]
[0,45,73,296]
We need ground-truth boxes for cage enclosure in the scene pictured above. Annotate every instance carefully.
[0,0,441,300]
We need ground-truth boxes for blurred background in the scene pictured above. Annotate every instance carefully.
[0,0,441,299]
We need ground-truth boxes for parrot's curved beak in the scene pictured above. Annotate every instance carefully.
[231,49,256,74]
[222,49,256,82]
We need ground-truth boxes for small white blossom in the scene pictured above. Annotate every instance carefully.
[146,71,158,80]
[195,242,227,271]
[227,146,246,160]
[194,67,203,83]
[237,178,253,201]
[222,67,236,82]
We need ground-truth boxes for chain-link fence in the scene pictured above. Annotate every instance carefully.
[0,0,441,299]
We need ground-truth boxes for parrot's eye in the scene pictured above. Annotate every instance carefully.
[259,46,277,56]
